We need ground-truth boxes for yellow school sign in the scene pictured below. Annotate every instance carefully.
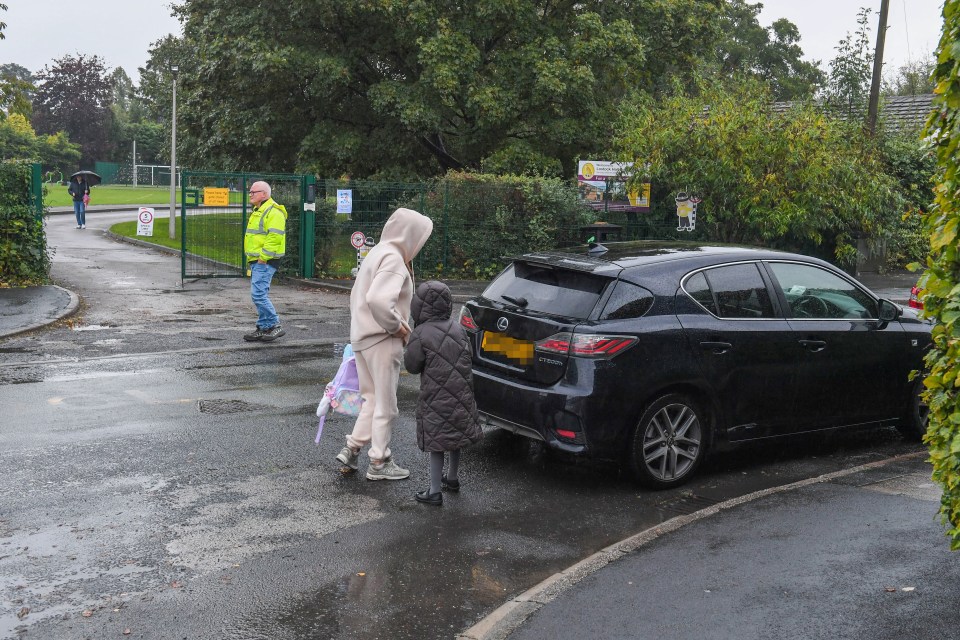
[203,187,230,206]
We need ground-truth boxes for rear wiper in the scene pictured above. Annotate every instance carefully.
[501,294,528,308]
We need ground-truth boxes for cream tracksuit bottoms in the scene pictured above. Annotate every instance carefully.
[346,336,404,462]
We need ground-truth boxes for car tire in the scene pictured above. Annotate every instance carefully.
[896,378,928,442]
[629,393,706,489]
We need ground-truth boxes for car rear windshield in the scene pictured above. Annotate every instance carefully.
[483,261,610,319]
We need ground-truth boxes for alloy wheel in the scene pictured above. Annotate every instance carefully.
[642,402,703,482]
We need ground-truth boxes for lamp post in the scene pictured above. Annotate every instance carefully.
[168,65,179,239]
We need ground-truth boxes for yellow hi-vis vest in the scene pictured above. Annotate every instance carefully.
[244,198,287,263]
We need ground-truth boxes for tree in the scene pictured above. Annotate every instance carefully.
[0,112,80,171]
[825,7,874,118]
[0,64,34,120]
[0,3,7,40]
[613,75,901,267]
[883,57,936,96]
[715,0,825,99]
[0,112,35,159]
[32,54,115,167]
[915,0,960,551]
[110,67,135,114]
[159,0,725,178]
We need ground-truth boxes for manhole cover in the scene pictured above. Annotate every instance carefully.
[198,399,270,414]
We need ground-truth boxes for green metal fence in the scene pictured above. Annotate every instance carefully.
[312,179,697,279]
[180,171,311,280]
[176,173,694,281]
[31,163,43,220]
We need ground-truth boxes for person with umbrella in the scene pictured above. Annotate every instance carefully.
[67,171,100,229]
[68,173,90,229]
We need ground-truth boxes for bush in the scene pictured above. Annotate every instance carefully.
[917,0,960,550]
[410,172,594,278]
[0,161,50,286]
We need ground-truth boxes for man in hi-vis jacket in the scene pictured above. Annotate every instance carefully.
[243,181,287,342]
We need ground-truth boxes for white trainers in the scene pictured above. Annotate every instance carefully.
[81,224,86,229]
[336,446,359,470]
[365,458,410,481]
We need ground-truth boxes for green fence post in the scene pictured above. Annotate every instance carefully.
[180,172,188,280]
[31,163,43,220]
[301,174,316,279]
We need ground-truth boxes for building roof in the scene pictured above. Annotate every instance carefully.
[771,94,935,132]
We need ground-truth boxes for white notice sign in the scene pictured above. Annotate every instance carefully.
[137,207,155,236]
[337,189,353,214]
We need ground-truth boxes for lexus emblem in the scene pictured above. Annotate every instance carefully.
[496,317,509,331]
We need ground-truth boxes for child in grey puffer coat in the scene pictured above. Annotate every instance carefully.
[404,280,482,506]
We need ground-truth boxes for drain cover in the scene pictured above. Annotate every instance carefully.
[198,399,269,414]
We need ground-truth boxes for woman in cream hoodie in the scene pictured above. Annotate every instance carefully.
[336,208,434,480]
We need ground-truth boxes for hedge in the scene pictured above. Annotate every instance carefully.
[0,161,50,286]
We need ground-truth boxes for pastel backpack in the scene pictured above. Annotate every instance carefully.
[315,344,363,443]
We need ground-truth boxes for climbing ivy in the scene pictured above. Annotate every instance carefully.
[919,0,960,550]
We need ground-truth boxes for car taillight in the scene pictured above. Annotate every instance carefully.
[460,306,478,331]
[535,332,637,359]
[909,286,924,310]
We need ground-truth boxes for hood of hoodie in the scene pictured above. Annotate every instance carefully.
[380,208,433,263]
[411,280,452,326]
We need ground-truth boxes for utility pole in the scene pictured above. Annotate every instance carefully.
[169,65,179,239]
[866,0,890,135]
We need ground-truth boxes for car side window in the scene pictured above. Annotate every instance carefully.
[704,264,776,319]
[683,264,775,319]
[768,262,877,320]
[600,280,654,320]
[683,272,718,315]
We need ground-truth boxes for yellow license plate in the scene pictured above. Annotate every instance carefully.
[481,332,534,364]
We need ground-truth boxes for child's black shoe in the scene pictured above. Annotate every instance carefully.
[415,489,442,506]
[441,475,460,492]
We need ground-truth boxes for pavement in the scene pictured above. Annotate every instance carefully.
[2,220,953,640]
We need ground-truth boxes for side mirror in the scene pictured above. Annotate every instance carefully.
[878,299,901,323]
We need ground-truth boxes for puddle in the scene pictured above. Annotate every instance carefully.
[71,324,114,332]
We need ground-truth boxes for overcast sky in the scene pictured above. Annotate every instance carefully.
[758,0,944,72]
[1,0,181,81]
[0,0,945,83]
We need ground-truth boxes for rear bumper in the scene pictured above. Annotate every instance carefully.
[472,366,607,455]
[478,412,545,441]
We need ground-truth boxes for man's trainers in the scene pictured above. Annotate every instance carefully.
[366,459,410,481]
[243,327,266,342]
[260,325,285,342]
[336,446,360,470]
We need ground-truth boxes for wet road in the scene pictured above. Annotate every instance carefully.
[0,212,923,639]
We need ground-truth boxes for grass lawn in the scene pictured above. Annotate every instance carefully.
[111,214,245,266]
[111,215,358,276]
[45,185,183,207]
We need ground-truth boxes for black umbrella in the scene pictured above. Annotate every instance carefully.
[70,170,102,186]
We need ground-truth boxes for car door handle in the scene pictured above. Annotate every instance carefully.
[700,341,733,354]
[798,339,827,352]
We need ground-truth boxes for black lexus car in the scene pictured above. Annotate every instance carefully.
[460,241,931,489]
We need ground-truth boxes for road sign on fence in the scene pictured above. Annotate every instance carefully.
[351,231,366,249]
